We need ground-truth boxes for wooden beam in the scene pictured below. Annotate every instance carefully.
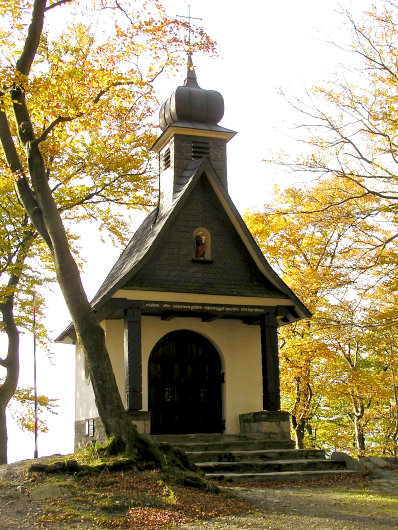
[202,313,220,322]
[161,312,178,321]
[124,306,142,411]
[260,311,280,411]
[243,316,260,325]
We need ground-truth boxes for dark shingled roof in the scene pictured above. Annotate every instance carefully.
[90,159,204,308]
[56,157,311,343]
[91,157,309,312]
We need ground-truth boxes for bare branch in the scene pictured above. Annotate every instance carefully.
[34,115,78,145]
[44,0,72,11]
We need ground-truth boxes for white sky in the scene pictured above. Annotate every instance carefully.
[7,0,375,463]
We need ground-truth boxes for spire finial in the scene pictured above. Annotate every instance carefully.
[184,52,199,87]
[177,4,202,51]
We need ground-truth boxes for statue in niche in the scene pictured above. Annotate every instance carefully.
[195,232,206,259]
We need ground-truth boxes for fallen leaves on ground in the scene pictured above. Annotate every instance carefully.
[31,469,254,528]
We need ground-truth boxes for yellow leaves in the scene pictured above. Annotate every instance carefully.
[2,0,215,151]
[9,385,58,434]
[245,170,398,453]
[0,0,31,20]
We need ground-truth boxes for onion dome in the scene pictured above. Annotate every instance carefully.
[159,54,224,131]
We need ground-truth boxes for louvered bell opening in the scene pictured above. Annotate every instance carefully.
[192,140,210,160]
[161,148,171,171]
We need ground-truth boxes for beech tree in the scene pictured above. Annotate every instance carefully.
[244,1,398,455]
[0,0,215,461]
[273,1,398,238]
[245,178,392,453]
[361,284,398,455]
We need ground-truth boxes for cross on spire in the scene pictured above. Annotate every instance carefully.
[177,4,202,50]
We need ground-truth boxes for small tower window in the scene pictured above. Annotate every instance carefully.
[193,227,212,261]
[192,140,210,160]
[161,147,171,170]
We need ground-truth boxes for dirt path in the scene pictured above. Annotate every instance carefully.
[180,482,398,529]
[1,460,398,529]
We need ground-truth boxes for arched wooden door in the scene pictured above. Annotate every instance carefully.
[148,330,223,434]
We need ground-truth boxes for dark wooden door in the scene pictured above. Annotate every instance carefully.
[148,330,223,434]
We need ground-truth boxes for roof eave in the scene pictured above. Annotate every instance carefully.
[151,124,237,154]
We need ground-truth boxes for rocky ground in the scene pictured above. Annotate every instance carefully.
[0,455,398,528]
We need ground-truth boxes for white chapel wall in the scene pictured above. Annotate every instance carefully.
[76,315,263,434]
[75,320,125,422]
[75,344,98,421]
[103,319,125,400]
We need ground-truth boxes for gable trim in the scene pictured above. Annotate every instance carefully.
[115,289,293,307]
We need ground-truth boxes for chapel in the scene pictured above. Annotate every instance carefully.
[58,55,310,448]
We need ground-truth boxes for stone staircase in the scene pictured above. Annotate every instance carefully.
[149,434,360,483]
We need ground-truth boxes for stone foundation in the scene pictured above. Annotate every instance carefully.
[239,410,291,441]
[74,417,108,451]
[127,411,151,434]
[75,411,151,450]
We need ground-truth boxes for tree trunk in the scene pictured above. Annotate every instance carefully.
[24,142,161,462]
[354,416,366,455]
[0,408,7,464]
[291,415,305,449]
[350,399,366,456]
[291,376,312,449]
[392,382,398,456]
[0,295,20,464]
[0,0,162,465]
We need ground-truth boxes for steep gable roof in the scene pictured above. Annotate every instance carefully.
[90,157,310,320]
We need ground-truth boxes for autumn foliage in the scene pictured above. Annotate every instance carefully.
[0,0,215,462]
[245,1,398,457]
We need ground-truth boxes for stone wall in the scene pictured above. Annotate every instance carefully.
[239,411,292,441]
[74,412,151,450]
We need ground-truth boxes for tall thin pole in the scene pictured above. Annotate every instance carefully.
[33,293,38,459]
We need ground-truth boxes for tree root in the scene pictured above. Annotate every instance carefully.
[28,442,219,493]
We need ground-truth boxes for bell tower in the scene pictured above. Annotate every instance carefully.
[151,54,236,210]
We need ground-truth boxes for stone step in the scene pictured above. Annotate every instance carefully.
[157,439,295,452]
[149,433,295,454]
[149,433,293,444]
[197,458,347,474]
[150,434,253,442]
[205,469,360,483]
[145,432,288,443]
[148,433,364,483]
[186,448,326,463]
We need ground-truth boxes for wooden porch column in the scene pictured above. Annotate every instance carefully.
[260,310,280,411]
[124,305,142,411]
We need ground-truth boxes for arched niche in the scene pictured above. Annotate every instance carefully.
[193,227,211,260]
